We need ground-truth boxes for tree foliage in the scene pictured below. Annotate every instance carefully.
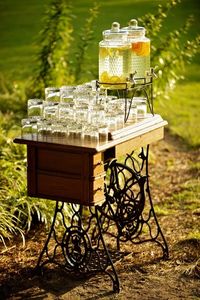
[139,0,200,97]
[27,0,99,98]
[73,2,99,82]
[27,0,74,98]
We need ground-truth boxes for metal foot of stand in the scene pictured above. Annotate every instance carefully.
[101,145,169,259]
[35,201,120,293]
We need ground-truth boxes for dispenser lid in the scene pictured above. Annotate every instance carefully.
[103,22,128,41]
[123,19,145,37]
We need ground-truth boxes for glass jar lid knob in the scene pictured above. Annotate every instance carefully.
[129,19,138,28]
[111,22,120,32]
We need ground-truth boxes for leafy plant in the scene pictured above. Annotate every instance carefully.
[0,73,26,118]
[26,0,99,98]
[73,2,99,82]
[0,201,25,248]
[26,0,74,99]
[139,0,200,98]
[0,114,73,246]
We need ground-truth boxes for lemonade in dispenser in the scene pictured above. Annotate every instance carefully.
[123,19,150,79]
[99,22,131,88]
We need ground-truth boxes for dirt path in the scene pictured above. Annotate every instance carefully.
[0,132,199,300]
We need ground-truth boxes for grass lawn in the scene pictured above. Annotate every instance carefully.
[155,64,200,148]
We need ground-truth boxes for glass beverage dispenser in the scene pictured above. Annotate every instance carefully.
[123,19,150,79]
[99,22,131,88]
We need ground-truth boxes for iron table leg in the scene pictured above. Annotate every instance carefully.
[35,201,120,292]
[102,145,169,259]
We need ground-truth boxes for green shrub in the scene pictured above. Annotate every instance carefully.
[0,114,74,246]
[0,74,26,118]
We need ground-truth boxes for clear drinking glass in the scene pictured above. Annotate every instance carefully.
[21,118,37,137]
[60,86,75,107]
[68,121,78,139]
[106,99,119,114]
[126,100,137,123]
[115,98,126,111]
[37,119,47,136]
[75,105,90,125]
[43,102,59,120]
[59,104,75,122]
[37,119,53,136]
[73,85,92,109]
[60,85,75,97]
[27,99,43,118]
[90,104,106,125]
[96,87,107,105]
[83,124,99,143]
[105,113,118,131]
[98,123,109,142]
[133,97,147,118]
[60,94,74,107]
[75,123,84,140]
[116,110,125,129]
[45,87,60,102]
[51,121,67,137]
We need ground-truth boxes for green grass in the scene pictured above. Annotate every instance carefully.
[155,77,200,148]
[173,180,200,210]
[155,177,200,216]
[187,231,200,240]
[0,0,49,80]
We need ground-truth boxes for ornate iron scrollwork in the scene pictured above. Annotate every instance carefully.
[102,146,169,258]
[62,226,91,269]
[35,202,120,292]
[34,150,168,293]
[105,159,146,238]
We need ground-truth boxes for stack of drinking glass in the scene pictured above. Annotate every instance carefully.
[21,81,147,143]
